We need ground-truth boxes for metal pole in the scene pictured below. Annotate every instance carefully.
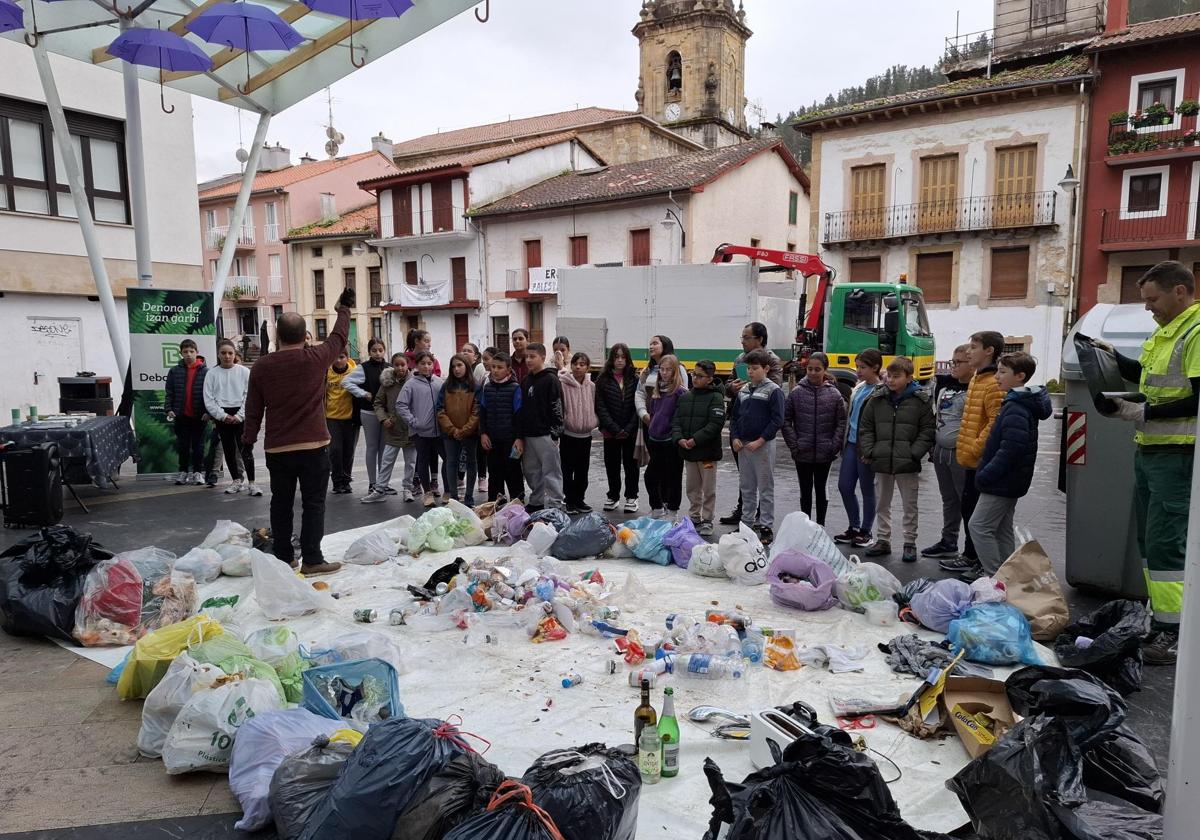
[31,41,129,382]
[1165,446,1200,838]
[212,111,270,302]
[120,18,153,287]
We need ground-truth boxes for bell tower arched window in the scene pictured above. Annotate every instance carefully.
[666,51,683,93]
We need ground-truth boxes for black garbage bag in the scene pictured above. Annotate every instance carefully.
[299,717,470,840]
[395,751,508,840]
[1051,800,1163,840]
[549,514,616,561]
[894,577,934,608]
[521,744,640,840]
[269,735,356,840]
[702,728,931,840]
[1054,600,1150,696]
[0,525,111,643]
[445,781,566,840]
[525,508,571,535]
[1006,666,1164,813]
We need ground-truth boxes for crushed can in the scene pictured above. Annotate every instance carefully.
[354,608,379,623]
[389,608,407,626]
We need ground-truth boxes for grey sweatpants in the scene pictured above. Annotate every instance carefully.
[969,492,1018,574]
[377,443,416,491]
[522,435,564,508]
[738,440,776,529]
[360,409,384,490]
[932,445,966,546]
[875,472,920,546]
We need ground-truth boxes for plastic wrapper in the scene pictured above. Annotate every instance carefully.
[720,523,768,585]
[301,657,403,725]
[408,507,476,554]
[688,544,728,578]
[215,544,253,576]
[117,615,224,700]
[495,502,531,546]
[73,555,144,646]
[550,513,616,561]
[137,653,224,758]
[948,603,1042,666]
[835,560,901,613]
[445,782,568,840]
[969,576,1007,604]
[344,529,399,566]
[1053,600,1149,697]
[270,734,357,840]
[522,744,640,840]
[299,716,472,840]
[143,571,198,631]
[0,525,110,643]
[228,708,341,831]
[767,511,854,577]
[174,547,223,584]
[767,550,838,611]
[200,519,252,549]
[525,507,571,534]
[396,752,508,840]
[765,634,802,671]
[662,517,704,569]
[251,549,330,619]
[162,676,284,774]
[910,578,973,633]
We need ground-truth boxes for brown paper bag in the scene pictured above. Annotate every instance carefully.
[994,540,1070,641]
[634,427,651,468]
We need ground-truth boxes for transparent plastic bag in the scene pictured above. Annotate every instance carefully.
[73,555,144,646]
[970,576,1008,604]
[251,549,330,620]
[408,508,460,554]
[302,629,406,676]
[910,578,973,633]
[688,544,727,578]
[344,530,399,566]
[216,544,253,577]
[495,503,530,546]
[768,511,854,577]
[720,523,768,585]
[175,547,223,584]
[835,559,902,614]
[246,626,300,664]
[446,499,486,547]
[948,603,1042,666]
[200,519,252,550]
[137,653,224,758]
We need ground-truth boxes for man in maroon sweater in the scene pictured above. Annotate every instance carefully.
[244,288,354,573]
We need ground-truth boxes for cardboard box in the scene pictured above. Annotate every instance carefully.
[942,676,1017,758]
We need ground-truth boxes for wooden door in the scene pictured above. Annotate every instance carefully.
[392,187,413,236]
[850,164,886,238]
[994,145,1037,226]
[431,180,454,232]
[451,256,467,301]
[1121,265,1154,304]
[404,260,418,285]
[919,155,958,233]
[630,229,651,266]
[524,240,542,270]
[528,302,545,344]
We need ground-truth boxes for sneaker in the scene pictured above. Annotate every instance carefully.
[361,490,387,504]
[205,471,219,487]
[402,489,415,503]
[300,561,342,576]
[224,479,244,495]
[174,472,188,486]
[719,507,743,526]
[623,498,639,513]
[697,520,714,537]
[603,498,619,511]
[865,540,891,557]
[476,477,488,495]
[381,486,398,495]
[921,540,959,558]
[1143,631,1179,666]
[939,555,977,573]
[650,507,666,519]
[423,492,436,508]
[753,525,774,545]
[576,502,593,514]
[246,482,263,497]
[852,532,875,548]
[565,503,581,515]
[957,561,986,583]
[464,497,476,507]
[902,543,918,563]
[832,527,858,544]
[190,472,205,485]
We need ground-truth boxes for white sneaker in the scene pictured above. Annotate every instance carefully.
[476,477,488,495]
[650,507,665,519]
[361,490,387,504]
[246,482,263,497]
[603,498,619,511]
[173,472,187,485]
[224,479,244,494]
[190,472,205,485]
[624,498,638,513]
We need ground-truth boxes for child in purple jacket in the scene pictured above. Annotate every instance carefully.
[782,352,848,525]
[644,354,687,520]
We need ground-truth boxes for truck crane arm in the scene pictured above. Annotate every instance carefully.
[710,244,834,332]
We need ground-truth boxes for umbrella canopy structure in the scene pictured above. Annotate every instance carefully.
[186,2,303,90]
[301,0,414,67]
[108,27,214,112]
[0,0,22,36]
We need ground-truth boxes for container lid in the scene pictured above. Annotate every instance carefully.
[1061,303,1155,379]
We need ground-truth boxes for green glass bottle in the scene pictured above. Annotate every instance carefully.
[658,687,680,778]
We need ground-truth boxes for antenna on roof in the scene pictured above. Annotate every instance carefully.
[324,88,345,159]
[234,111,248,170]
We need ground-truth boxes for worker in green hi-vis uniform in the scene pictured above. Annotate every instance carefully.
[1098,261,1200,667]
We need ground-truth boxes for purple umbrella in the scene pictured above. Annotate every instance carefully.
[0,0,23,36]
[186,2,303,92]
[108,29,213,113]
[302,0,414,67]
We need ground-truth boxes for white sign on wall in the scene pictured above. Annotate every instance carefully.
[528,267,560,295]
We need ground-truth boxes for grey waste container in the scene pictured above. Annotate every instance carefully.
[1061,303,1155,598]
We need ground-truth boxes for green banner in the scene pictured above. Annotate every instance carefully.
[127,288,216,475]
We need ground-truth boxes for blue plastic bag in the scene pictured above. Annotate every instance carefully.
[948,603,1042,666]
[621,517,672,566]
[106,650,131,685]
[301,657,403,725]
[663,518,705,569]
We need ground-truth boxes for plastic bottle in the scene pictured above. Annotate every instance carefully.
[674,653,744,680]
[741,632,764,664]
[562,673,584,688]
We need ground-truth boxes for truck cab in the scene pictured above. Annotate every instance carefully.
[820,283,936,390]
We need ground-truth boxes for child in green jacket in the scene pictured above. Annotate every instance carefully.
[672,360,726,536]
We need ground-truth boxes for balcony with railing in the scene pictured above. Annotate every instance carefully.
[1107,119,1200,164]
[940,4,1103,71]
[206,224,256,251]
[823,191,1058,245]
[263,222,281,243]
[379,205,470,241]
[1100,202,1200,250]
[221,276,259,301]
[504,268,558,299]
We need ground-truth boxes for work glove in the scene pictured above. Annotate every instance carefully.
[1106,397,1146,429]
[336,287,356,311]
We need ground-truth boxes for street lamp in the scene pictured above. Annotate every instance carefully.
[1057,163,1082,341]
[661,209,685,265]
[1057,164,1080,213]
[419,253,435,283]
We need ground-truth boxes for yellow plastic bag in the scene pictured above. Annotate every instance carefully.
[329,728,363,747]
[117,615,223,699]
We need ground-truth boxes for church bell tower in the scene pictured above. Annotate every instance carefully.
[633,0,753,149]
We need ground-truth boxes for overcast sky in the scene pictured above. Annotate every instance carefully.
[191,0,993,181]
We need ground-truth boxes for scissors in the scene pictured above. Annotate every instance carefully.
[836,715,877,731]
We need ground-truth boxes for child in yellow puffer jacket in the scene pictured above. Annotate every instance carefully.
[325,352,359,493]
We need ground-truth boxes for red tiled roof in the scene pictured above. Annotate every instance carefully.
[1088,11,1200,49]
[389,107,638,158]
[470,139,805,217]
[359,132,598,188]
[282,203,377,241]
[198,150,384,200]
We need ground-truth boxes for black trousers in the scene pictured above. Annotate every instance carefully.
[414,435,443,493]
[961,469,980,561]
[795,461,833,524]
[560,435,592,506]
[486,438,524,502]
[603,436,638,501]
[326,418,359,489]
[265,446,331,565]
[645,438,683,511]
[174,415,206,473]
[215,410,254,481]
[476,437,488,479]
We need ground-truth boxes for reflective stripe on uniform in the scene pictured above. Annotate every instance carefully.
[1141,417,1197,437]
[1148,569,1186,583]
[1138,312,1200,446]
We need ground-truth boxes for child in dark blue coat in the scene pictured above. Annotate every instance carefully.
[967,352,1052,578]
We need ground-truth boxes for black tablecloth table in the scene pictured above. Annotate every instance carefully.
[0,416,136,488]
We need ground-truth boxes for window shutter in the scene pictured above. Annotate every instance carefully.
[919,154,958,233]
[570,235,588,266]
[994,145,1037,226]
[915,252,953,304]
[850,164,886,238]
[431,180,454,232]
[404,261,418,286]
[451,256,467,301]
[392,187,413,236]
[990,247,1030,299]
[849,257,882,282]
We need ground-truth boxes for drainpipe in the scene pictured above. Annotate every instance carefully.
[1064,78,1089,341]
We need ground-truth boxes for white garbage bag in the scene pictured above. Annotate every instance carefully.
[137,653,225,758]
[768,511,854,576]
[175,547,224,584]
[200,519,252,549]
[721,523,769,585]
[303,629,407,675]
[445,499,486,547]
[228,708,340,831]
[162,677,283,774]
[250,550,331,620]
[688,544,728,578]
[343,530,398,566]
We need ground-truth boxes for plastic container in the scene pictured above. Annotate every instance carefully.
[864,600,898,627]
[674,653,743,680]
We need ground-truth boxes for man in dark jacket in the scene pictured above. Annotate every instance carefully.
[478,351,525,503]
[968,352,1052,579]
[164,338,208,486]
[860,357,935,562]
[672,360,726,536]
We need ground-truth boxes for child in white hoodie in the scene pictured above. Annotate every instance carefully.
[202,338,259,495]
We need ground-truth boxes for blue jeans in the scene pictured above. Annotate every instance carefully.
[442,435,477,504]
[838,442,876,535]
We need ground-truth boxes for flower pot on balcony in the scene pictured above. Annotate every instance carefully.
[1177,100,1199,117]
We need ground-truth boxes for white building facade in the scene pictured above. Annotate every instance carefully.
[0,38,202,413]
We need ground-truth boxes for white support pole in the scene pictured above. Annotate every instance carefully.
[31,41,129,382]
[120,17,153,288]
[1164,447,1200,838]
[212,111,270,302]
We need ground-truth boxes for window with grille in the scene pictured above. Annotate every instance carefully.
[990,246,1030,300]
[1031,0,1066,25]
[315,319,327,340]
[343,266,355,290]
[314,269,325,309]
[1002,341,1028,355]
[369,267,382,307]
[342,244,353,257]
[312,246,323,258]
[371,316,382,340]
[915,251,953,304]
